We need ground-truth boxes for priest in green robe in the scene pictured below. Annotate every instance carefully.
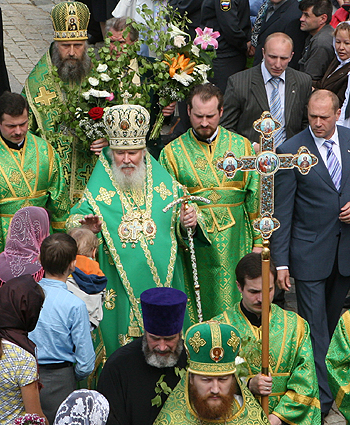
[154,321,270,425]
[67,102,208,358]
[0,92,69,252]
[326,310,350,424]
[159,83,261,322]
[213,253,321,425]
[23,2,105,205]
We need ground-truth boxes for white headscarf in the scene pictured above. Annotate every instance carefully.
[53,390,109,425]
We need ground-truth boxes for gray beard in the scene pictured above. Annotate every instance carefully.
[142,335,183,368]
[110,154,146,192]
[51,42,91,83]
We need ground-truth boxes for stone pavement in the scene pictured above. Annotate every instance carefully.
[2,0,59,94]
[1,1,347,423]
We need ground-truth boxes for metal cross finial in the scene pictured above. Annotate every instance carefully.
[216,111,318,240]
[163,186,211,322]
[121,90,132,104]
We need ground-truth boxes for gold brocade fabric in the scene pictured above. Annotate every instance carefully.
[154,373,270,425]
[0,132,69,252]
[326,310,350,424]
[159,127,261,322]
[214,303,321,425]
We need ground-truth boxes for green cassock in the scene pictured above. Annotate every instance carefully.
[326,310,350,424]
[154,372,270,425]
[0,132,69,252]
[68,148,207,358]
[22,48,97,205]
[214,303,321,425]
[159,127,261,322]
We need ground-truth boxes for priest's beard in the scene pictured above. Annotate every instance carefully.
[51,42,91,83]
[142,335,183,368]
[189,380,236,420]
[111,157,146,192]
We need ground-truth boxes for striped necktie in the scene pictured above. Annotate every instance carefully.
[269,77,284,147]
[323,139,342,190]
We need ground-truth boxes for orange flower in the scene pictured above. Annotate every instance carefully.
[163,54,196,78]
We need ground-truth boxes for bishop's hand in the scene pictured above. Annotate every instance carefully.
[79,214,102,234]
[180,204,197,231]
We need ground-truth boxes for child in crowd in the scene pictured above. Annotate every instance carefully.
[67,228,107,329]
[29,233,95,424]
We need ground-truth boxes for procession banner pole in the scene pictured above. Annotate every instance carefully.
[261,239,271,414]
[216,111,318,416]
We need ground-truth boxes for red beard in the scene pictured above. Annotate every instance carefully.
[189,381,236,420]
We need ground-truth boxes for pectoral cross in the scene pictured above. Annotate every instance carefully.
[217,111,318,414]
[130,219,142,240]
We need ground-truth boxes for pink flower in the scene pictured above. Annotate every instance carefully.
[107,92,115,101]
[194,27,220,50]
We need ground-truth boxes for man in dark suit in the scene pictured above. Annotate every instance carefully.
[221,32,312,150]
[270,89,350,421]
[253,0,307,68]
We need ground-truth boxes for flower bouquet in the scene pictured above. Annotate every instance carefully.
[14,414,45,425]
[44,28,152,150]
[134,3,220,140]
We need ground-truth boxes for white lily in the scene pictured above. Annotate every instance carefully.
[172,71,195,86]
[168,24,189,39]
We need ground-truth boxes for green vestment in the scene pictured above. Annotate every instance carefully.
[154,372,270,425]
[0,132,69,252]
[214,303,321,425]
[326,310,350,424]
[23,49,97,205]
[159,127,261,321]
[68,149,203,357]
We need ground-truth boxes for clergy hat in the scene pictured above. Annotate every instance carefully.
[104,101,150,150]
[140,287,187,336]
[185,321,241,376]
[51,2,90,41]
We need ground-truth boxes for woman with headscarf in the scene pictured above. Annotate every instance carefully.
[0,274,47,425]
[315,21,350,107]
[0,207,50,286]
[53,390,109,425]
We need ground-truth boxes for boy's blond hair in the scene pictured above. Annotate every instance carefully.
[68,227,99,257]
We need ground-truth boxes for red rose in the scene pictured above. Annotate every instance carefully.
[88,107,104,120]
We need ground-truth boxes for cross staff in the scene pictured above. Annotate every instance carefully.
[163,186,211,322]
[216,111,318,415]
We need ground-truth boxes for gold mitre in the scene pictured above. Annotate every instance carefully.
[51,2,90,41]
[104,94,150,150]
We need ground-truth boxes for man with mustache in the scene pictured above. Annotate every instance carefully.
[154,321,270,425]
[213,253,321,425]
[68,103,206,359]
[23,2,108,204]
[159,82,261,323]
[97,287,188,425]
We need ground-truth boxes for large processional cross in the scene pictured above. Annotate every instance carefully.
[216,111,318,414]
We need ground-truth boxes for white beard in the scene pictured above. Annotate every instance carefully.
[109,151,146,191]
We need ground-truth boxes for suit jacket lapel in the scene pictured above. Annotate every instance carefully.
[252,66,269,112]
[302,128,337,191]
[260,1,290,34]
[284,68,297,128]
[338,126,350,190]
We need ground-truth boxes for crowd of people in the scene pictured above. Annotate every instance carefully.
[2,0,350,424]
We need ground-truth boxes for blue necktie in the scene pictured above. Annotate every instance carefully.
[323,140,342,190]
[269,77,284,148]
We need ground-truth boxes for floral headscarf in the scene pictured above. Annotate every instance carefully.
[0,207,49,285]
[54,390,109,425]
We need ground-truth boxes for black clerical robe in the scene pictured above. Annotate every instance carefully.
[97,337,187,425]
